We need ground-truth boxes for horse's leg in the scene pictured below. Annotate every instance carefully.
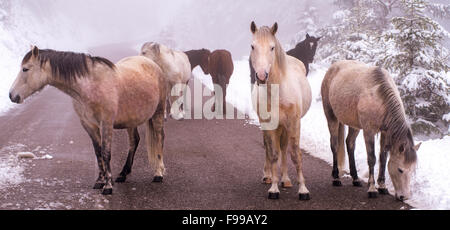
[168,82,185,120]
[146,106,165,182]
[280,129,292,188]
[377,131,389,195]
[346,127,362,187]
[221,75,228,114]
[289,122,310,200]
[327,119,342,186]
[363,131,378,198]
[262,133,272,184]
[115,127,140,183]
[181,78,190,114]
[265,130,281,199]
[80,120,105,190]
[100,122,114,195]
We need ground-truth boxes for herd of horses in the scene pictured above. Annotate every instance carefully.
[8,21,420,203]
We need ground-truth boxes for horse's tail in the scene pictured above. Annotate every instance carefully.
[337,123,346,175]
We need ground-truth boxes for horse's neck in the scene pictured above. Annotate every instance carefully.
[49,78,84,102]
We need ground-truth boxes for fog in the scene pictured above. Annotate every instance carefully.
[5,0,450,60]
[16,0,334,59]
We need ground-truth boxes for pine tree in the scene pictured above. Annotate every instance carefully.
[317,0,382,64]
[380,0,450,136]
[290,6,320,48]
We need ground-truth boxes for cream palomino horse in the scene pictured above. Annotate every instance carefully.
[321,60,420,201]
[140,42,191,120]
[9,46,167,195]
[250,22,312,200]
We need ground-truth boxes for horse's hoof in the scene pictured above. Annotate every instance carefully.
[102,188,113,195]
[115,176,126,183]
[93,183,105,189]
[332,180,342,187]
[263,177,272,184]
[368,191,378,198]
[299,193,311,201]
[281,181,293,188]
[378,188,389,195]
[152,176,163,183]
[353,181,362,187]
[268,192,279,200]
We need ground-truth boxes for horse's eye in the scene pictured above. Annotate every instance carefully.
[251,45,254,50]
[271,47,275,51]
[23,68,29,72]
[398,168,404,174]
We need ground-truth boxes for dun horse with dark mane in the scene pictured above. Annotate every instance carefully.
[185,48,234,114]
[9,46,167,195]
[321,60,420,201]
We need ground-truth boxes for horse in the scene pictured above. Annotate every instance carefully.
[249,33,321,85]
[9,46,167,195]
[140,42,191,120]
[321,60,421,201]
[185,49,234,114]
[286,33,321,76]
[250,21,312,200]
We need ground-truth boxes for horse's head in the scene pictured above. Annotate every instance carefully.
[199,49,211,75]
[250,21,281,84]
[140,42,161,61]
[388,130,420,201]
[9,46,50,104]
[304,34,321,63]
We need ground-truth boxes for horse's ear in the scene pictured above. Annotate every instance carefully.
[251,21,257,34]
[306,33,310,39]
[31,45,39,57]
[316,36,322,41]
[414,142,422,151]
[271,22,278,35]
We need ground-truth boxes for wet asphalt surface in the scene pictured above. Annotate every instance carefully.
[0,83,411,210]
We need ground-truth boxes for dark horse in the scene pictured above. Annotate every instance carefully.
[249,33,321,84]
[185,49,234,114]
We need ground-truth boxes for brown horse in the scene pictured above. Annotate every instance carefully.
[250,22,312,200]
[321,60,421,201]
[9,46,167,195]
[185,49,234,114]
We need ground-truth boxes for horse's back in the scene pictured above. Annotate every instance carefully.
[161,48,191,83]
[113,56,164,127]
[174,50,192,82]
[209,49,234,77]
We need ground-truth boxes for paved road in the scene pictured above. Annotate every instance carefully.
[0,82,410,210]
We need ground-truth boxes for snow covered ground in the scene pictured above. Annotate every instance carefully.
[196,59,450,210]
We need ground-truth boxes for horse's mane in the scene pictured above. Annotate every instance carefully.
[255,26,286,75]
[372,67,416,163]
[22,49,115,82]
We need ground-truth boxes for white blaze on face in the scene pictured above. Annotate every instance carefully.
[310,42,314,49]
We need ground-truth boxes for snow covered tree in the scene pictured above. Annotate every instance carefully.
[380,0,450,136]
[289,6,320,48]
[317,0,382,64]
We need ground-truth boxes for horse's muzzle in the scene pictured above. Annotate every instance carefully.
[9,92,21,104]
[256,72,269,85]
